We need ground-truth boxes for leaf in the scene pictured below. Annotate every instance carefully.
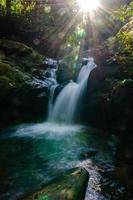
[37,195,50,200]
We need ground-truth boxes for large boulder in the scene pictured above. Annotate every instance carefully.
[0,39,43,71]
[22,168,89,200]
[0,39,49,129]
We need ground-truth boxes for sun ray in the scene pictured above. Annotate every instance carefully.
[77,0,100,12]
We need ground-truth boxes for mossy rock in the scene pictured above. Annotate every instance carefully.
[0,59,30,100]
[0,39,43,70]
[0,40,48,128]
[23,168,89,200]
[0,59,32,85]
[0,39,33,56]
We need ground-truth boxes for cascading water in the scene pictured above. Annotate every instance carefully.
[48,84,59,119]
[48,57,97,124]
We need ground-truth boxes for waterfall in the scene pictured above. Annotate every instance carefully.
[48,84,59,120]
[48,57,97,124]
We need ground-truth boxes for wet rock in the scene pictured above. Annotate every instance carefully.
[22,168,89,200]
[0,39,43,71]
[0,39,50,129]
[80,148,97,159]
[88,65,120,93]
[85,77,133,132]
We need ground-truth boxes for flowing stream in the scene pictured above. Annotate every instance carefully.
[0,58,126,200]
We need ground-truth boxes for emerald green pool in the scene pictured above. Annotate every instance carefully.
[0,122,119,200]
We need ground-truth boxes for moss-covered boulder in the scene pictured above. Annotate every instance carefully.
[0,39,43,71]
[0,60,32,97]
[0,39,48,129]
[23,168,89,200]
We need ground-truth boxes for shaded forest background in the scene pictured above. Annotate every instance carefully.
[0,0,132,58]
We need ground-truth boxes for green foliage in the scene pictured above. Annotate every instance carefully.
[117,31,133,47]
[0,0,5,7]
[37,195,50,200]
[12,0,35,14]
[65,26,85,49]
[113,2,133,22]
[116,31,133,66]
[111,2,133,68]
[0,0,35,14]
[0,0,82,57]
[0,0,6,14]
[0,0,130,61]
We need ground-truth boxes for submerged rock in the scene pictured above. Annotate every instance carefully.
[22,168,89,200]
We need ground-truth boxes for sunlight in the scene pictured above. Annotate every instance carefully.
[77,0,100,12]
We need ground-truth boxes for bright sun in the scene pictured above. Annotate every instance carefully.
[77,0,100,12]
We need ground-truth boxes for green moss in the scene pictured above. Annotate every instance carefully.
[0,39,43,70]
[0,60,31,84]
[0,39,48,126]
[0,39,32,55]
[0,57,33,101]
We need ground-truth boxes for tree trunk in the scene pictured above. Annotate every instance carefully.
[6,0,11,16]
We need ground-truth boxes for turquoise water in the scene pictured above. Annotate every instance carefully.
[0,122,117,200]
